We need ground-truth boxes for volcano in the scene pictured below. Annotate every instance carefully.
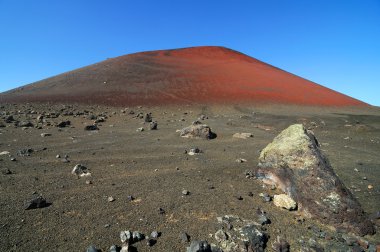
[0,46,367,106]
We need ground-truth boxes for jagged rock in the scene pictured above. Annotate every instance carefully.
[256,124,375,236]
[240,225,268,252]
[233,133,253,139]
[273,194,297,210]
[24,196,49,210]
[180,121,216,139]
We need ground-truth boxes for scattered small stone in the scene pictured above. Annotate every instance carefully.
[136,127,144,132]
[151,231,160,238]
[18,121,34,127]
[56,154,61,158]
[86,180,92,185]
[120,230,132,243]
[109,244,121,252]
[368,185,374,190]
[10,157,16,161]
[132,231,144,242]
[150,121,158,130]
[146,239,156,247]
[127,195,134,201]
[40,133,51,137]
[104,223,110,228]
[24,195,49,210]
[272,236,290,252]
[233,132,253,139]
[182,190,190,196]
[214,229,228,242]
[158,207,165,215]
[2,168,12,175]
[57,120,70,128]
[258,214,270,225]
[17,148,33,156]
[84,124,99,131]
[236,158,247,163]
[180,232,190,243]
[5,115,15,123]
[108,196,115,202]
[236,195,243,200]
[247,192,254,197]
[71,164,91,177]
[188,147,202,156]
[186,240,211,252]
[273,194,297,210]
[86,245,100,252]
[0,151,10,155]
[144,113,152,123]
[363,177,367,180]
[259,192,272,202]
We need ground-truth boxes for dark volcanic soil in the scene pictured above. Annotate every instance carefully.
[0,103,379,251]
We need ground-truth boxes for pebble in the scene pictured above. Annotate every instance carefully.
[120,230,132,243]
[108,196,115,202]
[368,185,374,190]
[2,168,12,175]
[86,180,92,185]
[151,231,159,238]
[180,232,190,243]
[182,190,190,196]
[86,245,100,252]
[132,231,144,241]
[146,239,156,247]
[40,133,51,137]
[109,245,121,252]
[158,208,165,215]
[56,154,61,158]
[214,229,228,242]
[273,194,297,210]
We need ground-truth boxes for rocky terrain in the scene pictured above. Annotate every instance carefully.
[0,102,379,251]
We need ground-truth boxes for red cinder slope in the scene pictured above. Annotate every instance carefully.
[0,46,367,106]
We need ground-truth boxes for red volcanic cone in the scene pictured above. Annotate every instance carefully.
[0,46,367,106]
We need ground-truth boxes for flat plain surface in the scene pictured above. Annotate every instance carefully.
[0,103,379,251]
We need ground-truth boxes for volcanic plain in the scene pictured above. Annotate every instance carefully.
[0,46,379,252]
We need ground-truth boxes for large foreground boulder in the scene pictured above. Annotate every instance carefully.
[180,121,216,139]
[256,124,374,236]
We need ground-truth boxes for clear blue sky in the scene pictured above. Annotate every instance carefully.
[1,1,379,105]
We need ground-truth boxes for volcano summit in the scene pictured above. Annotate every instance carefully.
[0,46,367,106]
